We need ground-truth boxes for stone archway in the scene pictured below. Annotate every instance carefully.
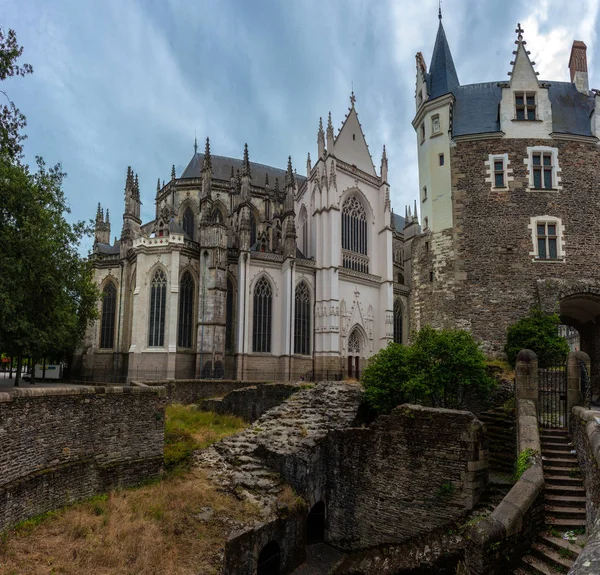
[537,279,600,400]
[257,541,280,575]
[347,328,362,379]
[307,501,326,544]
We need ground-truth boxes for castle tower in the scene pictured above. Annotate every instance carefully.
[120,166,142,254]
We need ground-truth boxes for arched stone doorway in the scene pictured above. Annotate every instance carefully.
[347,328,362,379]
[537,279,600,401]
[307,501,326,544]
[257,541,280,575]
[559,294,600,401]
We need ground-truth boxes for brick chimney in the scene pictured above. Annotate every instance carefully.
[569,40,589,94]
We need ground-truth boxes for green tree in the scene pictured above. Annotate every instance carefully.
[504,306,569,368]
[0,28,99,383]
[361,326,494,413]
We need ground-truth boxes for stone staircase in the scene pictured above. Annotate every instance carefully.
[478,406,516,476]
[514,429,585,574]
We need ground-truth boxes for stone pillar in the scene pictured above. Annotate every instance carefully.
[567,351,591,416]
[515,349,538,409]
[166,250,180,380]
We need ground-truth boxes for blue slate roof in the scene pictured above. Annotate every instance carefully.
[393,212,405,230]
[452,81,595,138]
[427,22,460,100]
[453,82,503,137]
[546,81,595,137]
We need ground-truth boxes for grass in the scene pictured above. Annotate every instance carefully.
[0,408,253,575]
[164,405,247,471]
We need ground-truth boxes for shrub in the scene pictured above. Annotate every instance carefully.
[505,306,570,368]
[361,326,494,413]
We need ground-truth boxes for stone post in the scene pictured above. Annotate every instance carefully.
[515,349,538,409]
[567,351,591,417]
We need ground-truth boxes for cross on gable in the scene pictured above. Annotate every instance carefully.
[350,91,356,108]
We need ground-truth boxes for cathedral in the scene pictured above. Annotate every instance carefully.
[78,16,600,388]
[79,93,411,381]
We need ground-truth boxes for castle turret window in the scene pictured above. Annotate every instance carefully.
[148,269,167,347]
[494,159,505,188]
[100,281,117,349]
[515,92,536,120]
[529,216,565,262]
[252,277,272,353]
[526,147,560,192]
[532,152,553,189]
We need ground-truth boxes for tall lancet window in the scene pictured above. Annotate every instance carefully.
[100,282,117,349]
[302,210,308,256]
[294,281,311,355]
[148,269,167,347]
[178,271,194,348]
[225,278,235,352]
[393,299,403,344]
[250,212,257,248]
[252,277,272,353]
[183,207,194,240]
[341,195,368,273]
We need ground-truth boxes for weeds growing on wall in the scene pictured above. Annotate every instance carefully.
[361,326,494,413]
[514,448,538,480]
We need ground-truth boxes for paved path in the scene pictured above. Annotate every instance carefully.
[290,543,346,575]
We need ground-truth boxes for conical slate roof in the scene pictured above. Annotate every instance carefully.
[428,22,459,100]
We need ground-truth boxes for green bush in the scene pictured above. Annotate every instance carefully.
[362,326,494,413]
[504,306,569,368]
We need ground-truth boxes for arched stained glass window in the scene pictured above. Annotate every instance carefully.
[225,278,235,352]
[100,282,117,349]
[294,281,311,355]
[342,195,368,273]
[178,271,194,348]
[252,277,272,353]
[348,329,360,354]
[393,299,403,344]
[148,269,167,347]
[182,207,194,240]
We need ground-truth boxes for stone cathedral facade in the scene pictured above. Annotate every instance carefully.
[79,97,412,381]
[79,17,600,386]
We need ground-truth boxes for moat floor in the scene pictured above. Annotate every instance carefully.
[291,543,347,574]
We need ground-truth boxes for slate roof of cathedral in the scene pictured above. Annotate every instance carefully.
[452,81,596,138]
[181,152,307,187]
[95,241,120,254]
[393,213,405,230]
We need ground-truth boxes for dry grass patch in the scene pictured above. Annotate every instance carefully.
[0,408,254,575]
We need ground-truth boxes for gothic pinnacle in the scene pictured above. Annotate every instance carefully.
[105,209,110,224]
[194,134,198,154]
[327,111,333,133]
[96,202,102,222]
[286,156,295,187]
[203,137,212,171]
[265,172,269,187]
[171,165,176,181]
[156,178,161,196]
[243,143,251,178]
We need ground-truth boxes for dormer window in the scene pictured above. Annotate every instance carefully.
[515,92,536,120]
[431,114,441,135]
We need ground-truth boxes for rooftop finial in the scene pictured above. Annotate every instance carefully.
[438,0,442,20]
[350,90,356,108]
[194,129,198,154]
[516,23,524,42]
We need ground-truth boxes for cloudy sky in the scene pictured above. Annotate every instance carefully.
[3,0,599,252]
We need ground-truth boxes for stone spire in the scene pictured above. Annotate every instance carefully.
[171,164,176,181]
[156,178,161,198]
[318,117,325,158]
[201,137,212,199]
[96,202,103,225]
[194,134,198,154]
[326,112,334,155]
[381,144,388,182]
[390,207,396,231]
[306,152,311,177]
[283,156,295,216]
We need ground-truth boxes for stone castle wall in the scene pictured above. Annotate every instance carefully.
[412,138,600,356]
[0,386,166,532]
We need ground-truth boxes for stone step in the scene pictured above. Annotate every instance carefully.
[545,494,587,507]
[544,475,584,486]
[521,554,562,575]
[539,429,568,437]
[544,505,586,520]
[539,535,581,560]
[545,484,585,498]
[531,541,574,571]
[542,456,578,467]
[542,447,574,456]
[542,441,573,450]
[542,466,580,477]
[545,517,586,530]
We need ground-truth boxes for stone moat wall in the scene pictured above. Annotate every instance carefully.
[0,386,166,533]
[142,379,263,404]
